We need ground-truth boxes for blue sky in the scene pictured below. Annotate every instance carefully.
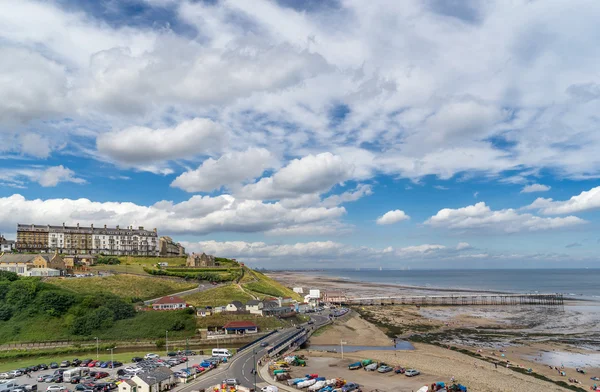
[1,0,600,268]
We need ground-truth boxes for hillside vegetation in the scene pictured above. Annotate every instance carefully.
[242,269,303,301]
[184,284,254,307]
[47,275,197,301]
[0,271,195,343]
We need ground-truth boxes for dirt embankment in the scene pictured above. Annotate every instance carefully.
[309,312,392,346]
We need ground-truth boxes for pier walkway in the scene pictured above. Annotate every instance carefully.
[345,293,564,306]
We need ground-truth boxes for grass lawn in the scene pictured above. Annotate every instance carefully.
[183,284,254,307]
[242,270,303,301]
[116,256,187,266]
[46,275,197,301]
[90,264,148,274]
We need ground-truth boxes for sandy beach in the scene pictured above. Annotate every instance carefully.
[269,271,600,391]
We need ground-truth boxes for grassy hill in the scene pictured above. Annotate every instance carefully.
[0,271,195,344]
[47,275,197,301]
[242,269,303,301]
[184,284,254,307]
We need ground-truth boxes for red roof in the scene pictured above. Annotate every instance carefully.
[154,295,186,305]
[223,321,258,329]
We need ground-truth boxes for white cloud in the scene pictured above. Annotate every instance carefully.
[171,148,278,192]
[426,202,586,233]
[320,184,373,207]
[2,166,85,188]
[456,242,472,250]
[96,118,226,165]
[527,186,600,215]
[0,194,345,236]
[376,210,410,225]
[521,184,551,193]
[240,152,354,200]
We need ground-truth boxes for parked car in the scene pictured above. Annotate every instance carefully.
[377,365,393,373]
[87,362,97,368]
[123,367,142,374]
[36,375,50,382]
[49,363,59,369]
[20,385,37,391]
[26,365,40,373]
[80,360,92,367]
[365,363,378,371]
[74,385,88,391]
[394,367,406,374]
[94,372,109,380]
[10,370,24,377]
[405,369,420,377]
[50,375,62,383]
[223,379,238,386]
[71,359,81,367]
[38,365,49,371]
[70,376,82,384]
[60,361,71,368]
[144,354,159,360]
[0,372,14,379]
[348,362,362,370]
[342,383,360,392]
[131,357,143,363]
[46,385,66,392]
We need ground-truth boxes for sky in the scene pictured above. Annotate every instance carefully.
[1,0,600,269]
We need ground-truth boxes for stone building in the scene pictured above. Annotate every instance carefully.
[158,236,186,257]
[186,252,216,267]
[0,252,67,276]
[16,223,159,256]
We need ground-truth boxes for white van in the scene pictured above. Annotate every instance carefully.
[211,348,232,358]
[0,380,18,392]
[63,368,89,382]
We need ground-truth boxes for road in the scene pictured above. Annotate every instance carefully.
[179,314,330,391]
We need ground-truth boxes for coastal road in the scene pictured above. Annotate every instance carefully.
[179,314,330,391]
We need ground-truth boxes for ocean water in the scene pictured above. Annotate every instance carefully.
[309,269,600,298]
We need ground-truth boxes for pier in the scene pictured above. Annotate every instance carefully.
[344,293,564,306]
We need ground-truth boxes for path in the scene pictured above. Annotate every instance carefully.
[144,283,221,305]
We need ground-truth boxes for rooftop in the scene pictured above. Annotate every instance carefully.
[134,367,173,385]
[0,254,49,264]
[223,321,258,329]
[154,295,186,305]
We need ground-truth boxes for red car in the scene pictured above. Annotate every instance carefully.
[95,372,109,379]
[88,361,97,368]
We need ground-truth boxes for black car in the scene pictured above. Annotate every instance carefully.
[50,362,59,369]
[75,385,88,391]
[53,370,65,376]
[72,359,82,367]
[51,375,63,383]
[70,376,82,384]
[167,352,178,357]
[20,385,37,391]
[39,364,48,370]
[182,350,196,356]
[80,359,92,366]
[131,357,143,363]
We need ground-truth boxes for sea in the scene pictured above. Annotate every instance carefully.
[305,269,600,299]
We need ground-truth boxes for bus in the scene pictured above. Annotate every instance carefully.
[211,348,232,358]
[63,368,89,382]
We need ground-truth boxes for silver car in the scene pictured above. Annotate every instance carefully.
[0,373,14,379]
[405,369,420,377]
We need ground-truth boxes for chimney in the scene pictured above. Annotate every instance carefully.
[77,223,79,229]
[116,225,119,230]
[62,222,65,228]
[90,224,93,229]
[104,224,107,229]
[154,228,157,233]
[139,226,144,231]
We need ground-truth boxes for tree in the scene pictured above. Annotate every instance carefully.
[0,271,19,281]
[37,291,75,317]
[5,279,39,307]
[0,305,13,321]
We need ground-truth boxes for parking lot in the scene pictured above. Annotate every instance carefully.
[0,352,223,392]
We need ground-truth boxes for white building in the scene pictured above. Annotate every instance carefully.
[27,268,61,277]
[0,236,15,252]
[293,287,304,294]
[308,289,321,299]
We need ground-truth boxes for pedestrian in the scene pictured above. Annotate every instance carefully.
[494,362,497,369]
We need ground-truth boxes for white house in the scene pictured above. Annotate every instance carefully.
[225,301,244,312]
[308,289,321,299]
[152,296,188,311]
[0,237,15,253]
[246,300,264,315]
[293,287,304,294]
[130,368,174,392]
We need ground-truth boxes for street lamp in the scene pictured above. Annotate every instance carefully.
[165,331,168,357]
[107,347,116,368]
[252,349,257,391]
[340,340,347,359]
[94,337,99,360]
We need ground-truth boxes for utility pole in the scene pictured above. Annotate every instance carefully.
[95,337,99,360]
[340,340,347,359]
[165,330,169,357]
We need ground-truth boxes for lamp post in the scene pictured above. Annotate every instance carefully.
[94,337,99,360]
[340,340,347,359]
[107,347,115,368]
[253,349,257,391]
[165,331,168,357]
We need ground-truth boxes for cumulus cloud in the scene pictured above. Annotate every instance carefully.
[527,186,600,215]
[376,210,410,225]
[521,184,551,193]
[171,148,278,192]
[456,242,472,250]
[426,202,586,233]
[3,166,85,188]
[0,194,345,236]
[240,153,354,200]
[96,118,226,165]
